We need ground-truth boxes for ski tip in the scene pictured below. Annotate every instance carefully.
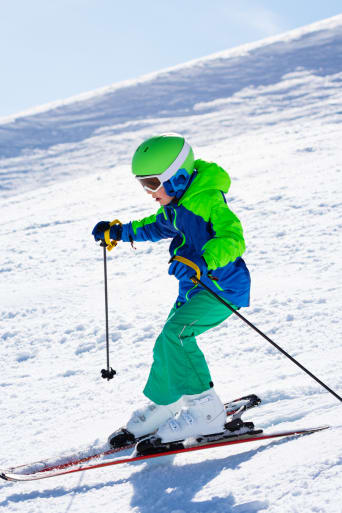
[273,425,331,438]
[305,425,330,432]
[306,424,330,431]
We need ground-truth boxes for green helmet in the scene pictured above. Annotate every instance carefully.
[132,133,195,179]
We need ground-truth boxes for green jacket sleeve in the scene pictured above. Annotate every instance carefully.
[202,193,246,270]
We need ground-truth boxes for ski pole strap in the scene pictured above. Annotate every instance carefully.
[171,255,201,282]
[104,219,122,252]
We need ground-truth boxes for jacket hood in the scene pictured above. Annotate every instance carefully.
[179,159,231,204]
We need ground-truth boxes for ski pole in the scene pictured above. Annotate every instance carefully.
[171,256,342,404]
[99,220,122,381]
[100,242,116,381]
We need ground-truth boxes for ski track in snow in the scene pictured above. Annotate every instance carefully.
[1,14,342,513]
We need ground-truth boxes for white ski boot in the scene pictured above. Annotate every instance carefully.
[127,398,184,437]
[156,388,226,443]
[108,398,183,448]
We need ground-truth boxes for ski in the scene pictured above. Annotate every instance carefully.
[0,425,329,482]
[0,394,260,481]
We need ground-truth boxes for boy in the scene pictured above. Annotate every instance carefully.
[92,133,250,451]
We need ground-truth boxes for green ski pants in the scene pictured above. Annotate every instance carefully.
[143,290,237,405]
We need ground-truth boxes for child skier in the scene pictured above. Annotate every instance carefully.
[92,133,251,452]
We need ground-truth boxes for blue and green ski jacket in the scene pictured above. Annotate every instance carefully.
[121,159,251,307]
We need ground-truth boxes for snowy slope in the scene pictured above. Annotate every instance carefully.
[1,14,342,197]
[1,14,342,513]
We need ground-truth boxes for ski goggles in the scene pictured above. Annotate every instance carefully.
[135,141,191,193]
[136,174,164,192]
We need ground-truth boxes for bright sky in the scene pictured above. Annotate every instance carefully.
[1,0,341,118]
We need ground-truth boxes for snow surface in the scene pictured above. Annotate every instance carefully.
[1,13,342,513]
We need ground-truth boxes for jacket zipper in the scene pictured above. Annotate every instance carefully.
[171,207,186,255]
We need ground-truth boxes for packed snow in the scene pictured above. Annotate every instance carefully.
[1,13,342,513]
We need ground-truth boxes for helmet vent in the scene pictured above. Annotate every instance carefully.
[143,147,149,152]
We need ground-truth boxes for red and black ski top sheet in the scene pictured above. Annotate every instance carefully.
[0,394,329,482]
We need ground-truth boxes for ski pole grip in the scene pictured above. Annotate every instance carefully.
[104,219,122,252]
[171,255,201,283]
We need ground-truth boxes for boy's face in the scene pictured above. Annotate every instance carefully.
[147,186,175,206]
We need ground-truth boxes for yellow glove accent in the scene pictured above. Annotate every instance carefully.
[172,255,201,283]
[104,219,122,252]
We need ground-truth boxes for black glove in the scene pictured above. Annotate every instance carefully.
[92,221,122,242]
[168,255,207,281]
